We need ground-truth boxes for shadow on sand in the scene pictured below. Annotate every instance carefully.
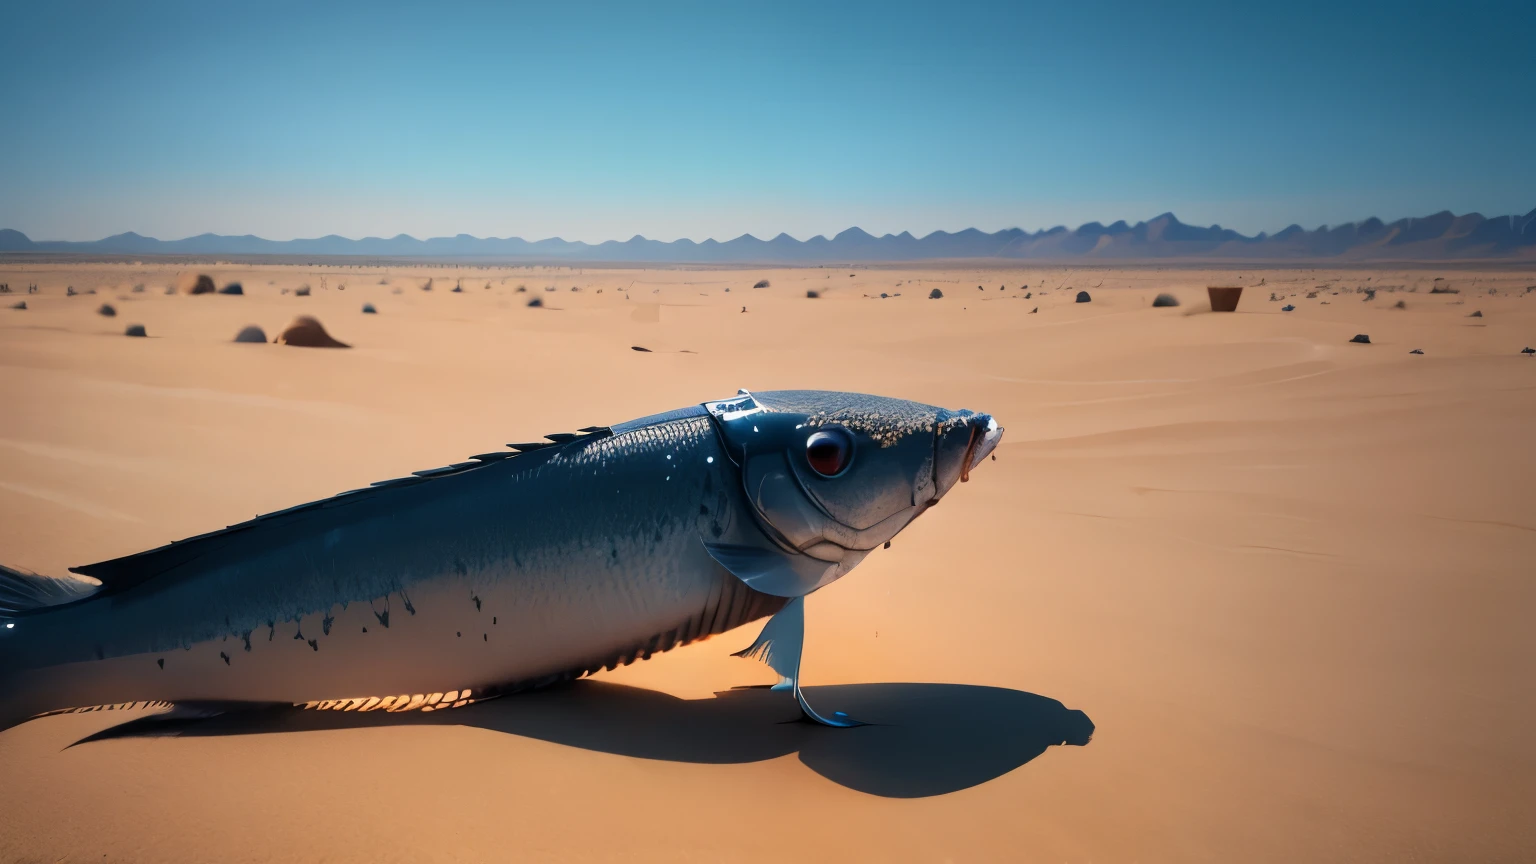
[78,681,1094,798]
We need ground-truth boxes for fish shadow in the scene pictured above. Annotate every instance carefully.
[87,681,1094,798]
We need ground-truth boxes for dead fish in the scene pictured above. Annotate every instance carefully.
[0,390,1002,732]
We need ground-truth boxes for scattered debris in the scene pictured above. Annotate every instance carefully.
[1075,291,1091,303]
[233,325,268,343]
[1349,334,1371,344]
[1152,293,1180,307]
[97,303,116,317]
[277,316,349,348]
[1362,288,1376,301]
[929,288,943,299]
[124,323,147,338]
[1306,291,1318,298]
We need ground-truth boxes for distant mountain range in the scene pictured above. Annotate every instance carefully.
[3,208,1534,262]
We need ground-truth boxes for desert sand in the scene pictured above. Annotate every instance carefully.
[1,260,1533,863]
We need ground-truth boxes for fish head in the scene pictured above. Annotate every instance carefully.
[703,390,1001,595]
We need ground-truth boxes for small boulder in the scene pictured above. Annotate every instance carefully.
[753,279,770,289]
[362,303,377,314]
[1409,349,1424,354]
[1350,334,1371,344]
[277,316,349,348]
[1469,310,1483,318]
[124,323,147,338]
[178,273,217,295]
[527,297,543,308]
[1393,300,1407,309]
[1029,307,1038,314]
[10,301,27,310]
[294,285,312,297]
[233,325,268,343]
[1281,304,1295,312]
[97,303,117,317]
[880,293,889,299]
[1152,293,1180,307]
[806,290,820,299]
[218,282,244,295]
[1522,347,1535,355]
[631,346,652,353]
[1075,291,1091,303]
[928,288,943,299]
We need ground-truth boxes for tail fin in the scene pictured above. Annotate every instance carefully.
[0,564,101,617]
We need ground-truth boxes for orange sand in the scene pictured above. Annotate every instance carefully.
[1,261,1533,862]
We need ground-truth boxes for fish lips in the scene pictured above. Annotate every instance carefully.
[933,412,1002,498]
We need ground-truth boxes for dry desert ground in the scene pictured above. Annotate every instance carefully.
[1,260,1534,863]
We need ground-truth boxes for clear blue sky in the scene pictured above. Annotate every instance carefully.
[2,0,1531,242]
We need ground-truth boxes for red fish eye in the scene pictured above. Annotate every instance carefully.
[805,428,853,477]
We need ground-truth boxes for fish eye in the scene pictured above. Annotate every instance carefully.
[805,427,854,477]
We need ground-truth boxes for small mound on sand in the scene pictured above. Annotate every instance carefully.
[233,325,268,343]
[277,316,349,349]
[1350,334,1372,344]
[218,282,243,295]
[1281,304,1295,311]
[362,303,377,314]
[124,324,147,338]
[1410,349,1424,354]
[294,285,311,297]
[631,346,652,352]
[97,303,116,316]
[1394,300,1407,309]
[178,273,217,295]
[527,297,543,308]
[754,280,770,289]
[1075,291,1091,303]
[11,301,27,310]
[1152,293,1179,307]
[806,290,820,298]
[1469,310,1483,318]
[928,288,943,299]
[1522,347,1535,355]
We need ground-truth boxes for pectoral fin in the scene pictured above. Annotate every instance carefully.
[701,541,835,598]
[732,596,863,728]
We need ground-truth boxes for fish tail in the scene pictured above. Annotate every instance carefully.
[0,562,102,617]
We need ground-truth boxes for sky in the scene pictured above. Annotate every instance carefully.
[1,0,1532,243]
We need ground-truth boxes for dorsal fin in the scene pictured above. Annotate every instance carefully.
[69,427,612,596]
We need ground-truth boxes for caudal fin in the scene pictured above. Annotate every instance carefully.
[0,563,101,617]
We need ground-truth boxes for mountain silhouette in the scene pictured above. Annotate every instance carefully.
[3,208,1533,262]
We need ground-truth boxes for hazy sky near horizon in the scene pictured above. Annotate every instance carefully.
[2,0,1532,243]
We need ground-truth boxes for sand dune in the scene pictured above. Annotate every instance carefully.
[1,261,1533,862]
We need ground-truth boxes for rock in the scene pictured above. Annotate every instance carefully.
[276,316,349,348]
[97,303,116,316]
[527,297,543,308]
[1469,310,1483,317]
[178,273,217,295]
[1429,285,1458,294]
[1394,300,1407,309]
[233,325,268,343]
[1306,291,1318,298]
[753,280,770,289]
[1409,349,1424,354]
[1075,291,1091,303]
[452,285,463,293]
[1024,292,1032,299]
[1281,304,1295,311]
[1523,347,1535,355]
[124,324,147,338]
[631,346,652,352]
[1029,307,1038,314]
[66,286,77,296]
[806,290,820,298]
[362,303,377,314]
[294,285,311,296]
[11,301,26,310]
[1349,334,1371,344]
[1152,293,1180,307]
[880,293,889,299]
[217,282,244,295]
[928,288,943,299]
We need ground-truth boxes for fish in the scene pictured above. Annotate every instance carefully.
[0,389,1002,733]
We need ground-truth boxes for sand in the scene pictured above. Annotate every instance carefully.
[1,261,1533,863]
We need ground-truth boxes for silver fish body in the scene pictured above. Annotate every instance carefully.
[0,390,1001,729]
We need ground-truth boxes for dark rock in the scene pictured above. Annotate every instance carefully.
[179,273,217,295]
[753,279,770,289]
[233,325,268,343]
[1469,310,1483,317]
[1409,349,1424,354]
[1523,347,1535,355]
[1029,307,1038,314]
[1075,291,1091,303]
[218,282,243,295]
[10,301,25,310]
[1394,300,1407,309]
[294,285,311,296]
[527,297,543,308]
[1281,304,1295,312]
[880,293,888,299]
[631,346,652,352]
[277,316,349,348]
[1152,293,1179,307]
[97,303,116,317]
[362,303,377,314]
[124,323,147,337]
[806,290,820,298]
[1349,334,1371,344]
[928,288,943,299]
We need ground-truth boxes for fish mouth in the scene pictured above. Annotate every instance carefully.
[933,412,1003,499]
